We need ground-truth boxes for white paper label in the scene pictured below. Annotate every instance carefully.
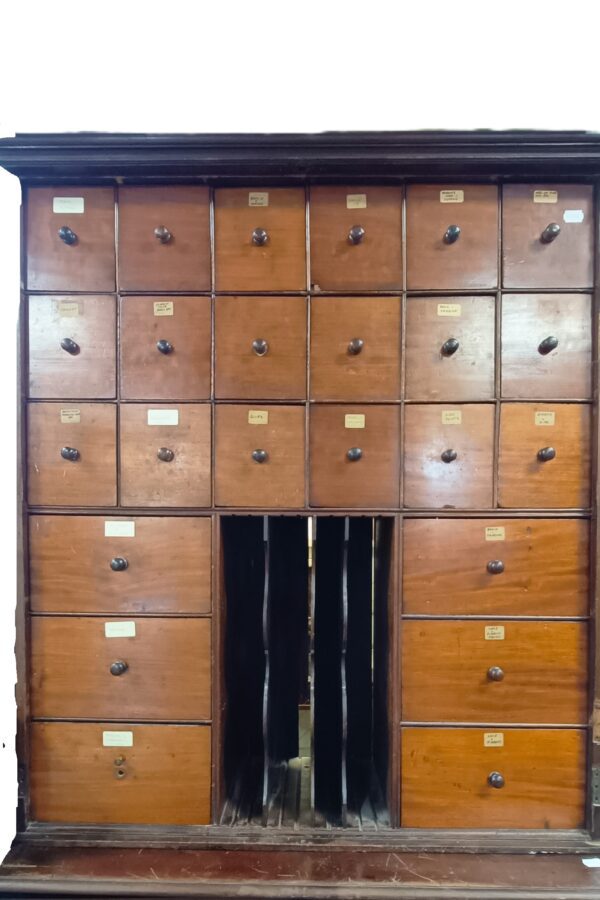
[485,526,505,542]
[53,196,85,214]
[440,189,464,203]
[104,521,135,538]
[563,209,585,224]
[437,303,461,317]
[485,625,505,641]
[535,411,555,426]
[249,192,269,207]
[105,621,136,638]
[484,732,504,747]
[346,193,367,209]
[345,414,366,429]
[582,859,600,868]
[153,301,174,316]
[60,408,80,424]
[147,409,179,426]
[533,190,558,204]
[248,410,269,425]
[103,731,133,747]
[442,410,462,425]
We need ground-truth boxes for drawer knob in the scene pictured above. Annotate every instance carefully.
[156,339,173,355]
[488,771,505,789]
[537,446,556,462]
[110,557,129,572]
[252,227,269,246]
[110,660,128,676]
[61,446,80,462]
[441,338,460,357]
[58,225,77,245]
[538,335,559,355]
[60,337,80,355]
[486,559,505,575]
[347,338,364,356]
[441,448,457,463]
[347,447,363,462]
[115,768,127,779]
[154,225,172,244]
[113,756,126,766]
[252,338,269,357]
[487,666,505,682]
[252,449,269,463]
[541,222,561,244]
[348,225,365,245]
[157,447,175,462]
[443,224,461,244]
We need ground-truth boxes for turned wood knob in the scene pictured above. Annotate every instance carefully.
[58,225,77,245]
[252,339,269,356]
[156,339,173,354]
[157,447,175,462]
[488,771,505,789]
[252,227,268,246]
[348,225,365,245]
[110,557,129,572]
[61,446,79,462]
[537,446,556,462]
[441,338,460,357]
[110,660,128,676]
[487,666,505,682]
[486,560,505,575]
[347,338,364,355]
[444,224,461,244]
[538,335,559,355]
[252,449,269,463]
[60,337,80,355]
[154,225,172,244]
[541,223,560,243]
[441,449,457,463]
[347,447,363,461]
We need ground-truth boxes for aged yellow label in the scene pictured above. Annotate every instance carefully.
[437,303,461,317]
[485,526,505,542]
[153,301,174,317]
[104,621,136,639]
[442,410,462,425]
[533,189,558,203]
[53,196,84,213]
[484,732,504,747]
[346,193,367,209]
[440,189,464,203]
[57,299,80,317]
[103,731,133,747]
[248,410,269,425]
[60,408,80,424]
[485,625,505,641]
[104,521,135,538]
[249,192,269,207]
[345,414,366,429]
[535,411,555,426]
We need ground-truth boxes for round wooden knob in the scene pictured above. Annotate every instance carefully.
[61,446,80,462]
[444,224,461,244]
[154,225,172,244]
[252,339,269,357]
[487,666,505,682]
[348,225,365,245]
[488,771,505,789]
[441,338,460,357]
[60,337,80,355]
[347,338,364,356]
[347,447,363,461]
[252,449,268,463]
[157,447,175,462]
[541,223,560,243]
[110,660,128,676]
[441,449,457,463]
[537,446,556,462]
[110,557,128,572]
[538,335,559,355]
[156,340,173,355]
[486,560,505,575]
[58,225,77,245]
[252,228,268,246]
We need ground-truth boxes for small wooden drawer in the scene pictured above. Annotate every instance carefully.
[402,620,588,724]
[27,403,116,507]
[30,722,211,825]
[30,616,211,720]
[406,185,498,290]
[403,404,494,509]
[310,297,401,401]
[403,518,589,617]
[120,296,211,400]
[118,186,211,291]
[214,405,305,508]
[309,405,400,508]
[405,296,495,401]
[501,294,592,399]
[401,727,585,828]
[215,297,307,400]
[26,187,116,291]
[119,404,211,507]
[29,515,211,615]
[502,185,594,289]
[214,188,306,291]
[498,403,591,509]
[309,186,403,291]
[28,295,116,399]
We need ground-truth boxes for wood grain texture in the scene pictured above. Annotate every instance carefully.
[30,617,211,720]
[30,722,211,825]
[117,186,210,291]
[29,515,211,614]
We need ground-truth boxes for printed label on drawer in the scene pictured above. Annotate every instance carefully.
[147,409,179,426]
[484,732,504,747]
[103,731,133,747]
[60,408,80,424]
[441,410,462,425]
[248,410,269,425]
[56,299,80,317]
[153,301,174,317]
[53,196,85,213]
[105,621,136,638]
[440,189,464,203]
[104,521,135,538]
[485,625,505,641]
[437,303,461,317]
[345,414,366,429]
[346,193,367,209]
[535,411,555,426]
[563,209,585,223]
[248,192,269,207]
[533,190,558,203]
[485,526,505,542]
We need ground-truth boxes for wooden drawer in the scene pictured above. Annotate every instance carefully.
[29,515,211,615]
[403,518,589,617]
[401,727,585,828]
[309,186,403,291]
[27,403,116,507]
[405,296,495,401]
[310,297,401,401]
[498,403,591,509]
[30,722,211,825]
[503,184,594,289]
[28,295,116,399]
[402,620,588,724]
[403,404,494,509]
[26,187,116,291]
[30,616,211,720]
[120,296,211,400]
[406,185,498,290]
[501,294,592,399]
[309,405,400,508]
[215,297,307,400]
[214,188,306,291]
[214,405,305,508]
[117,186,210,291]
[120,404,211,507]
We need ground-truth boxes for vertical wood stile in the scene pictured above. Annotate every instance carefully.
[590,180,600,837]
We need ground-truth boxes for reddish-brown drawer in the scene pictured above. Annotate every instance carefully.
[214,188,306,291]
[215,297,307,399]
[402,620,588,724]
[309,405,400,508]
[31,722,211,825]
[26,187,116,291]
[309,186,403,291]
[120,296,211,400]
[310,297,401,401]
[29,515,211,614]
[28,295,116,399]
[406,185,498,290]
[501,294,592,399]
[27,403,116,507]
[30,616,211,720]
[214,405,305,508]
[405,296,495,401]
[119,404,211,507]
[403,404,494,509]
[401,727,585,829]
[498,403,591,509]
[118,186,210,291]
[403,518,589,617]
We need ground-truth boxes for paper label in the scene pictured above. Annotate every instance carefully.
[53,196,85,214]
[103,731,133,748]
[105,621,136,638]
[533,190,558,203]
[249,192,269,207]
[104,521,135,538]
[442,410,462,425]
[153,301,174,317]
[437,303,461,317]
[535,411,555,426]
[57,299,80,317]
[582,859,600,868]
[484,732,504,747]
[248,410,269,425]
[485,625,505,641]
[60,408,80,424]
[563,209,584,223]
[440,189,464,203]
[345,414,366,429]
[346,193,367,209]
[485,526,505,542]
[147,409,179,426]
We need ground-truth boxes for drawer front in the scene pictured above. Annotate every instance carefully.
[310,297,401,401]
[403,404,494,509]
[501,294,592,399]
[309,405,400,508]
[31,617,211,720]
[120,296,211,400]
[26,187,116,292]
[215,297,307,400]
[503,184,594,289]
[405,296,495,401]
[27,403,116,507]
[402,621,588,724]
[120,404,211,507]
[406,185,498,290]
[118,186,211,291]
[498,403,591,509]
[403,518,589,617]
[31,722,211,825]
[214,405,305,508]
[29,515,211,614]
[401,727,585,828]
[309,186,403,291]
[214,188,306,291]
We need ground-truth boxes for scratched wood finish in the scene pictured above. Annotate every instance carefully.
[29,515,212,614]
